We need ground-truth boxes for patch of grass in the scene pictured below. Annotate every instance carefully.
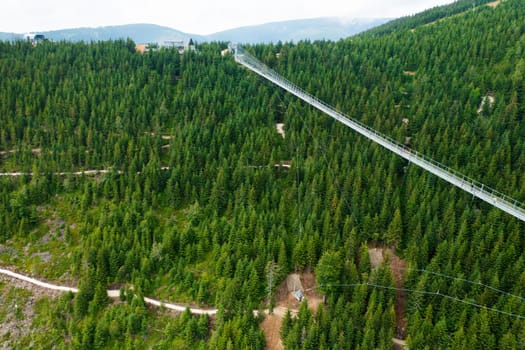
[1,192,83,281]
[6,285,32,305]
[14,304,24,320]
[0,331,11,344]
[0,285,32,325]
[0,283,6,323]
[6,294,71,349]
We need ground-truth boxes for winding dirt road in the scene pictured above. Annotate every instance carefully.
[0,267,217,315]
[0,167,171,177]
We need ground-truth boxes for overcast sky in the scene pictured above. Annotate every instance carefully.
[1,0,456,34]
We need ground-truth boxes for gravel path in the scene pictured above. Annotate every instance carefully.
[0,267,217,315]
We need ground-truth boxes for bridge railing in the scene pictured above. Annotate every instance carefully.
[233,45,525,222]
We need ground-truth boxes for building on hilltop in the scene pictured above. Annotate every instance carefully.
[24,33,46,45]
[135,44,150,54]
[136,39,194,55]
[162,38,195,54]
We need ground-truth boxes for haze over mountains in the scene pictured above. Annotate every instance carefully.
[0,17,390,44]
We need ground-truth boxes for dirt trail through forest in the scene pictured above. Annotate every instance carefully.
[0,267,217,315]
[423,0,503,28]
[487,0,502,7]
[0,167,171,177]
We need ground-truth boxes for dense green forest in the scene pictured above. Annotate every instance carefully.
[1,0,525,348]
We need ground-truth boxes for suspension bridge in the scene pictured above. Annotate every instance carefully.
[231,44,525,223]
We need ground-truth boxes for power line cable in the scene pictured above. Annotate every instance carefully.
[390,266,525,302]
[321,282,525,320]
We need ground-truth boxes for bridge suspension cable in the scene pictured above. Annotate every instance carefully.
[231,44,525,223]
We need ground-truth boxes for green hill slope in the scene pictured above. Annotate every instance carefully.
[0,0,524,348]
[362,0,498,36]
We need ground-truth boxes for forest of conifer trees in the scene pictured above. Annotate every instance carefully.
[1,0,525,348]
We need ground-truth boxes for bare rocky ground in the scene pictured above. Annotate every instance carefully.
[0,274,61,350]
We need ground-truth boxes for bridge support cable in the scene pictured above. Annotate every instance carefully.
[231,44,525,223]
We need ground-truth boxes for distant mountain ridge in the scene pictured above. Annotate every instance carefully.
[0,24,201,43]
[0,17,390,44]
[206,17,390,43]
[45,24,197,44]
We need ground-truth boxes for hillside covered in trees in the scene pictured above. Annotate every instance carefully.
[1,0,525,348]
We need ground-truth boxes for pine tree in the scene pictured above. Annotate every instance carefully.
[316,251,342,296]
[281,309,293,340]
[386,208,403,249]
